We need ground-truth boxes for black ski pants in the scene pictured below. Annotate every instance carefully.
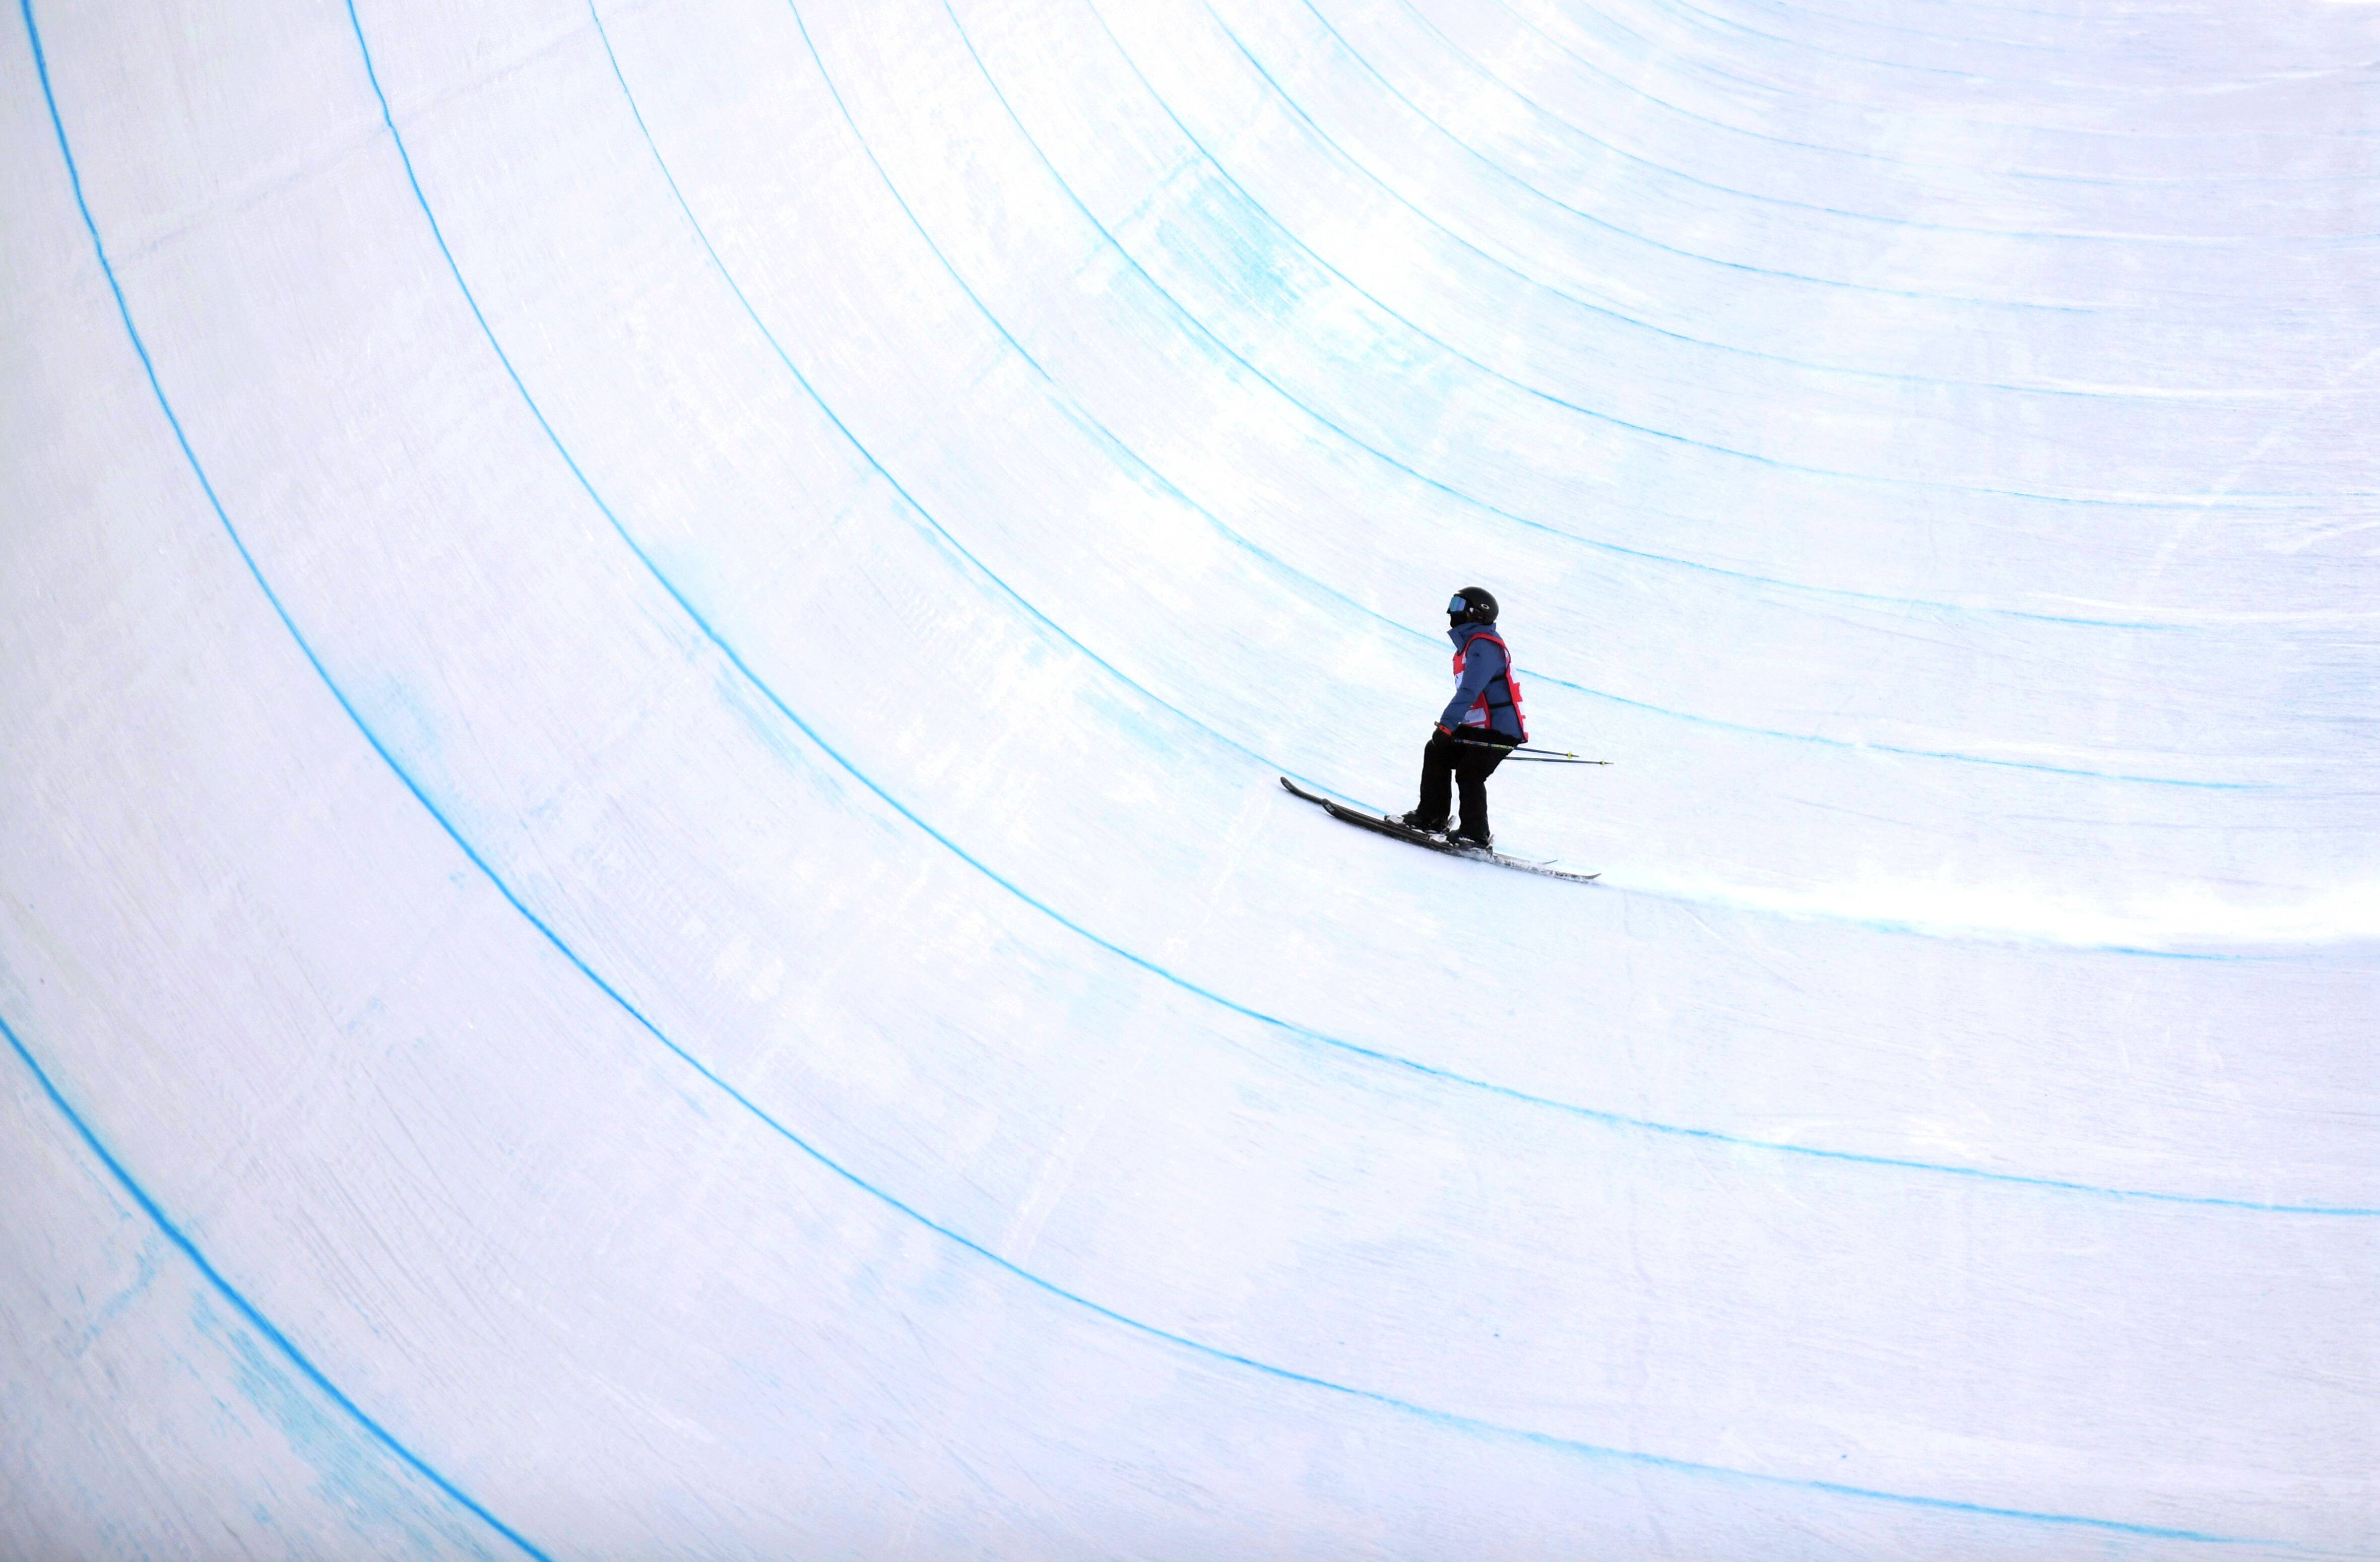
[1416,728,1513,841]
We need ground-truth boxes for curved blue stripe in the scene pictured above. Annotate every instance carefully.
[0,1013,542,1561]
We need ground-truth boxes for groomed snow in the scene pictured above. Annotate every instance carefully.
[4,0,2374,1554]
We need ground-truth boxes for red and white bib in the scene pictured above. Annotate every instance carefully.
[1453,631,1527,740]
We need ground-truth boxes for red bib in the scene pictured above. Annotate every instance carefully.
[1453,631,1527,740]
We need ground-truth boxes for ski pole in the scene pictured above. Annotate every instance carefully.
[1499,754,1610,765]
[1508,746,1610,763]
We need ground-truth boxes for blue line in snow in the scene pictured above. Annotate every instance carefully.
[0,1010,542,1559]
[3,0,2335,1539]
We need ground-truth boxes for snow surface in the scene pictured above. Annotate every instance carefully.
[4,0,2376,1553]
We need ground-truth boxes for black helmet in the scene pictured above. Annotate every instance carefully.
[1448,587,1499,625]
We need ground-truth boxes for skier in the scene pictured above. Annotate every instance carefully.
[1401,587,1526,847]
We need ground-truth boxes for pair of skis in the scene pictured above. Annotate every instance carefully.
[1279,776,1600,884]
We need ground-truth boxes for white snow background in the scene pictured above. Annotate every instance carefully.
[3,0,2375,1554]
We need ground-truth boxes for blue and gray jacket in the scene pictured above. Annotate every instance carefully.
[1440,623,1527,741]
